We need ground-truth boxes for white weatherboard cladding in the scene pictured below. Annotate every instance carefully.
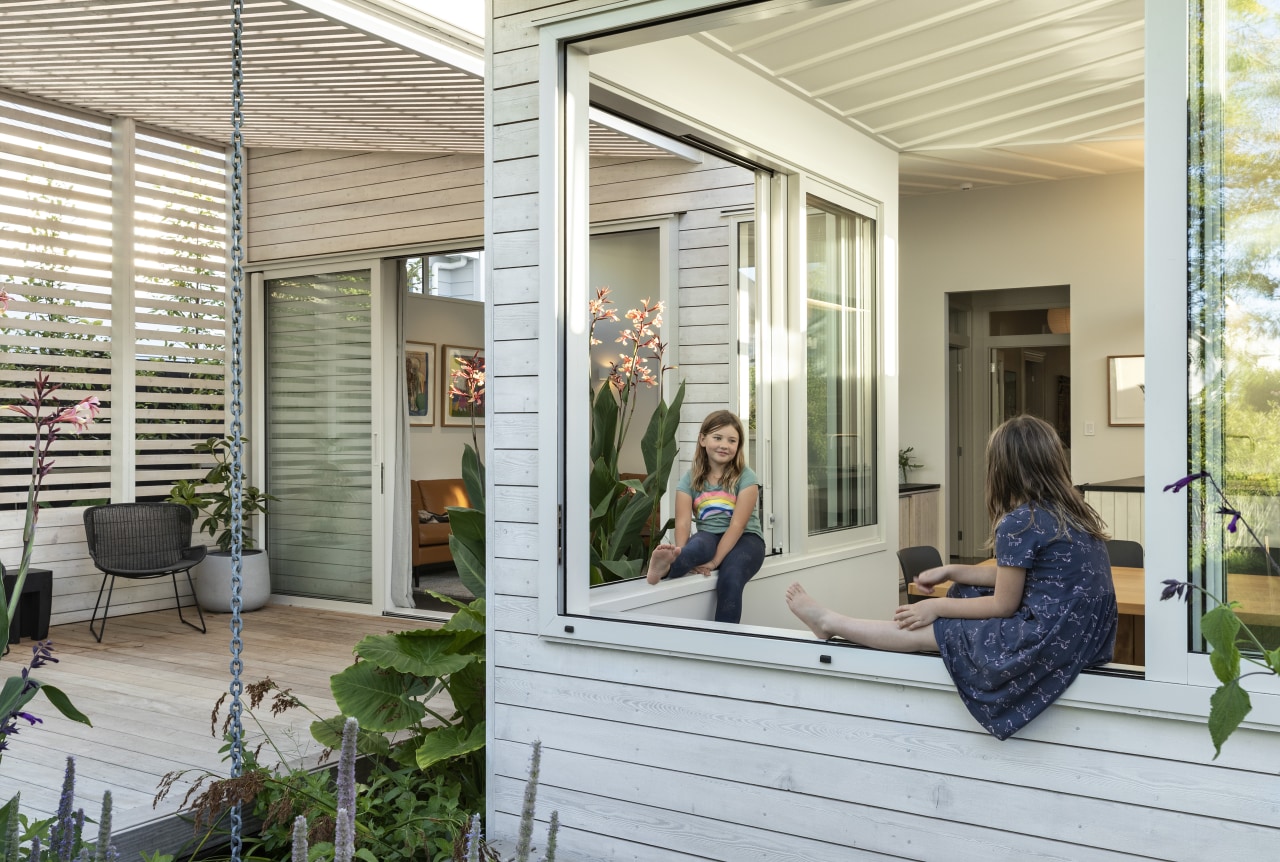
[484,1,1280,860]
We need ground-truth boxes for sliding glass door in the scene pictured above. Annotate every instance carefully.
[263,269,375,601]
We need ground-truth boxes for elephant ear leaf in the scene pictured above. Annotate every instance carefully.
[415,721,486,770]
[330,661,426,733]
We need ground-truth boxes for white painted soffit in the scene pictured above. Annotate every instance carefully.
[696,0,1146,195]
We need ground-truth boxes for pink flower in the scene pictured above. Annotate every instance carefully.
[54,396,100,433]
[0,287,10,313]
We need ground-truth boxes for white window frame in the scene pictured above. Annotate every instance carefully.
[793,176,884,554]
[530,0,1280,729]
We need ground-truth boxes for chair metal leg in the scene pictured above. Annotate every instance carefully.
[172,570,206,634]
[88,573,114,643]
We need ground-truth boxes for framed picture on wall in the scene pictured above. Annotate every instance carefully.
[405,341,435,426]
[1108,355,1145,426]
[442,344,485,427]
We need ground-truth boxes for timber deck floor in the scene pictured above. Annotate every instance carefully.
[0,604,439,856]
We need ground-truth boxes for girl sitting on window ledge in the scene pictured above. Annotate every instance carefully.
[787,414,1118,740]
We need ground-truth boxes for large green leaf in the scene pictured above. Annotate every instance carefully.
[640,380,685,489]
[356,631,475,678]
[1201,604,1243,685]
[598,558,643,581]
[330,661,428,733]
[446,507,486,598]
[309,715,391,758]
[604,489,654,560]
[589,458,623,522]
[461,444,486,515]
[35,684,91,727]
[415,722,486,771]
[589,381,620,468]
[0,676,36,722]
[444,660,486,722]
[442,601,486,634]
[1208,678,1251,759]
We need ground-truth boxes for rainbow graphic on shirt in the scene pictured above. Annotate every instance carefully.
[693,489,736,522]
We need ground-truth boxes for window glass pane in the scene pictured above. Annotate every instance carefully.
[400,250,484,301]
[1189,0,1280,649]
[805,195,876,534]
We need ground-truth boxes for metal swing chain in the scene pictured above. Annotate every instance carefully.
[228,1,247,860]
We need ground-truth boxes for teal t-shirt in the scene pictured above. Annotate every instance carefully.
[676,466,763,540]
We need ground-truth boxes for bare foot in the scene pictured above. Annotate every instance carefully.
[785,582,833,640]
[646,544,679,584]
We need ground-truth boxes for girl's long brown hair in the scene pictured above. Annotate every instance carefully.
[691,410,746,493]
[985,414,1108,548]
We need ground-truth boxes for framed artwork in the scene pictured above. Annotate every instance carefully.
[405,341,435,426]
[1108,355,1145,426]
[442,344,485,427]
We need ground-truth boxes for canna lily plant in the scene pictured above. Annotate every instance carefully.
[1161,471,1280,757]
[587,287,685,584]
[0,355,95,764]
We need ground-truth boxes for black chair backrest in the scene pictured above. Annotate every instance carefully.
[84,503,194,574]
[1105,539,1144,568]
[897,545,944,586]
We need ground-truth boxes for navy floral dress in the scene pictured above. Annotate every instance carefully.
[933,504,1118,740]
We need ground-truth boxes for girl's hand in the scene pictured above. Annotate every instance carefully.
[693,559,721,577]
[894,600,939,630]
[910,565,951,594]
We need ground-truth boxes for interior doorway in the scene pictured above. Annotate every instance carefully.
[946,286,1070,558]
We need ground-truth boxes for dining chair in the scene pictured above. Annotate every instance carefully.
[84,502,207,642]
[1105,539,1144,568]
[898,545,944,603]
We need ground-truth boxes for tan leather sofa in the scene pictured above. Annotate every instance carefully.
[412,478,470,568]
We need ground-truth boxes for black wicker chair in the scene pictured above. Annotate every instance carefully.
[84,503,206,642]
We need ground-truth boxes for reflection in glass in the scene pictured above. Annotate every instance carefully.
[402,250,485,301]
[265,270,373,602]
[1189,0,1280,648]
[806,196,876,534]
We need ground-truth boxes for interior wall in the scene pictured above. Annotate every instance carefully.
[405,295,485,479]
[898,170,1144,490]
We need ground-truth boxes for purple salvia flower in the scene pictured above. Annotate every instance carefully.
[30,835,41,861]
[51,756,77,860]
[1217,507,1242,533]
[15,711,41,726]
[334,807,353,862]
[1160,579,1191,602]
[73,806,86,859]
[29,639,57,671]
[291,815,308,862]
[1163,471,1208,493]
[336,716,358,855]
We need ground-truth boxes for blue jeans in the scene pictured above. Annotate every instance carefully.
[664,530,766,624]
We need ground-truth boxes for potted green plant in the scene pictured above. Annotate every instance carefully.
[167,435,277,613]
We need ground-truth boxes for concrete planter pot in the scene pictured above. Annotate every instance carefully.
[194,548,271,613]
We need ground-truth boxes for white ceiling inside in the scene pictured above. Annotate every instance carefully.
[0,0,1145,194]
[698,0,1145,194]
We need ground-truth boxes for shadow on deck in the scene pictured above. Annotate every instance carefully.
[0,603,439,859]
